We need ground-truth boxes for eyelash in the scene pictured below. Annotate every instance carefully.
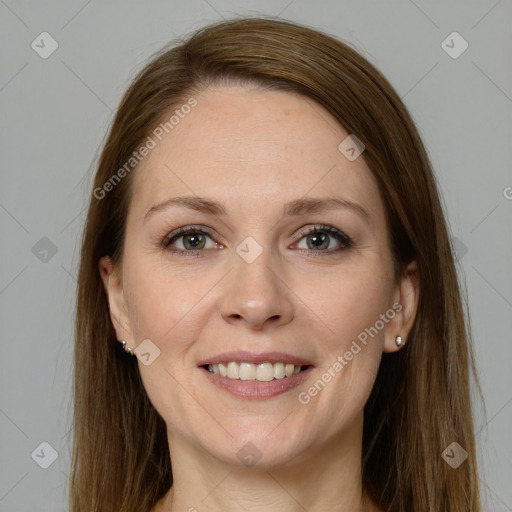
[161,224,353,258]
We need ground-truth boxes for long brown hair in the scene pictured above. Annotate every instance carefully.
[70,16,481,511]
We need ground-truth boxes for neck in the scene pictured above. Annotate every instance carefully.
[156,419,380,512]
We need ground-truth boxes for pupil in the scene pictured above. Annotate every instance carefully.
[186,233,203,249]
[309,232,327,249]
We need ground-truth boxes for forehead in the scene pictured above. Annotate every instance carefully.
[129,84,383,222]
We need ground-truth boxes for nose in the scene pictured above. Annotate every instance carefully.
[220,246,295,330]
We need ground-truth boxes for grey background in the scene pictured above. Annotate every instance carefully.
[0,0,511,510]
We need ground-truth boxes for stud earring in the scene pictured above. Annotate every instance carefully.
[395,336,403,347]
[119,340,134,356]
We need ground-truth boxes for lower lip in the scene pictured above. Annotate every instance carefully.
[200,366,313,400]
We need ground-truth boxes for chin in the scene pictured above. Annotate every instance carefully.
[204,429,313,470]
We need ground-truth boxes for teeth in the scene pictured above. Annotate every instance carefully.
[206,361,306,381]
[257,362,274,382]
[273,362,285,379]
[239,362,256,381]
[227,361,239,379]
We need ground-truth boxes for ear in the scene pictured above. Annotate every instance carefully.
[383,260,420,353]
[98,256,135,348]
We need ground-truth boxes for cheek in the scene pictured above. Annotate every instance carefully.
[317,263,394,346]
[122,258,219,433]
[122,256,220,353]
[306,264,393,410]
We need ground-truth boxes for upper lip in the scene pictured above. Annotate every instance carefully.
[197,350,314,367]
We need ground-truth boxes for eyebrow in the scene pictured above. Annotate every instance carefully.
[144,195,370,222]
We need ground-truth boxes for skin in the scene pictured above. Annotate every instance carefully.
[100,84,419,512]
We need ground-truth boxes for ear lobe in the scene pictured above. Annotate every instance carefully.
[383,260,420,353]
[98,256,134,345]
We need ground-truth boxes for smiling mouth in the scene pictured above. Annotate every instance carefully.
[202,361,311,382]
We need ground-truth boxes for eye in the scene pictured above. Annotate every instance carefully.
[162,226,223,257]
[293,224,352,255]
[161,224,352,258]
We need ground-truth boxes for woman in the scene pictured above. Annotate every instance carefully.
[70,17,482,512]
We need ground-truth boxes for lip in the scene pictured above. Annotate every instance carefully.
[200,365,314,400]
[197,351,315,400]
[197,350,314,366]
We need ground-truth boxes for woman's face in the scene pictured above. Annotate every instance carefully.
[101,84,417,469]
